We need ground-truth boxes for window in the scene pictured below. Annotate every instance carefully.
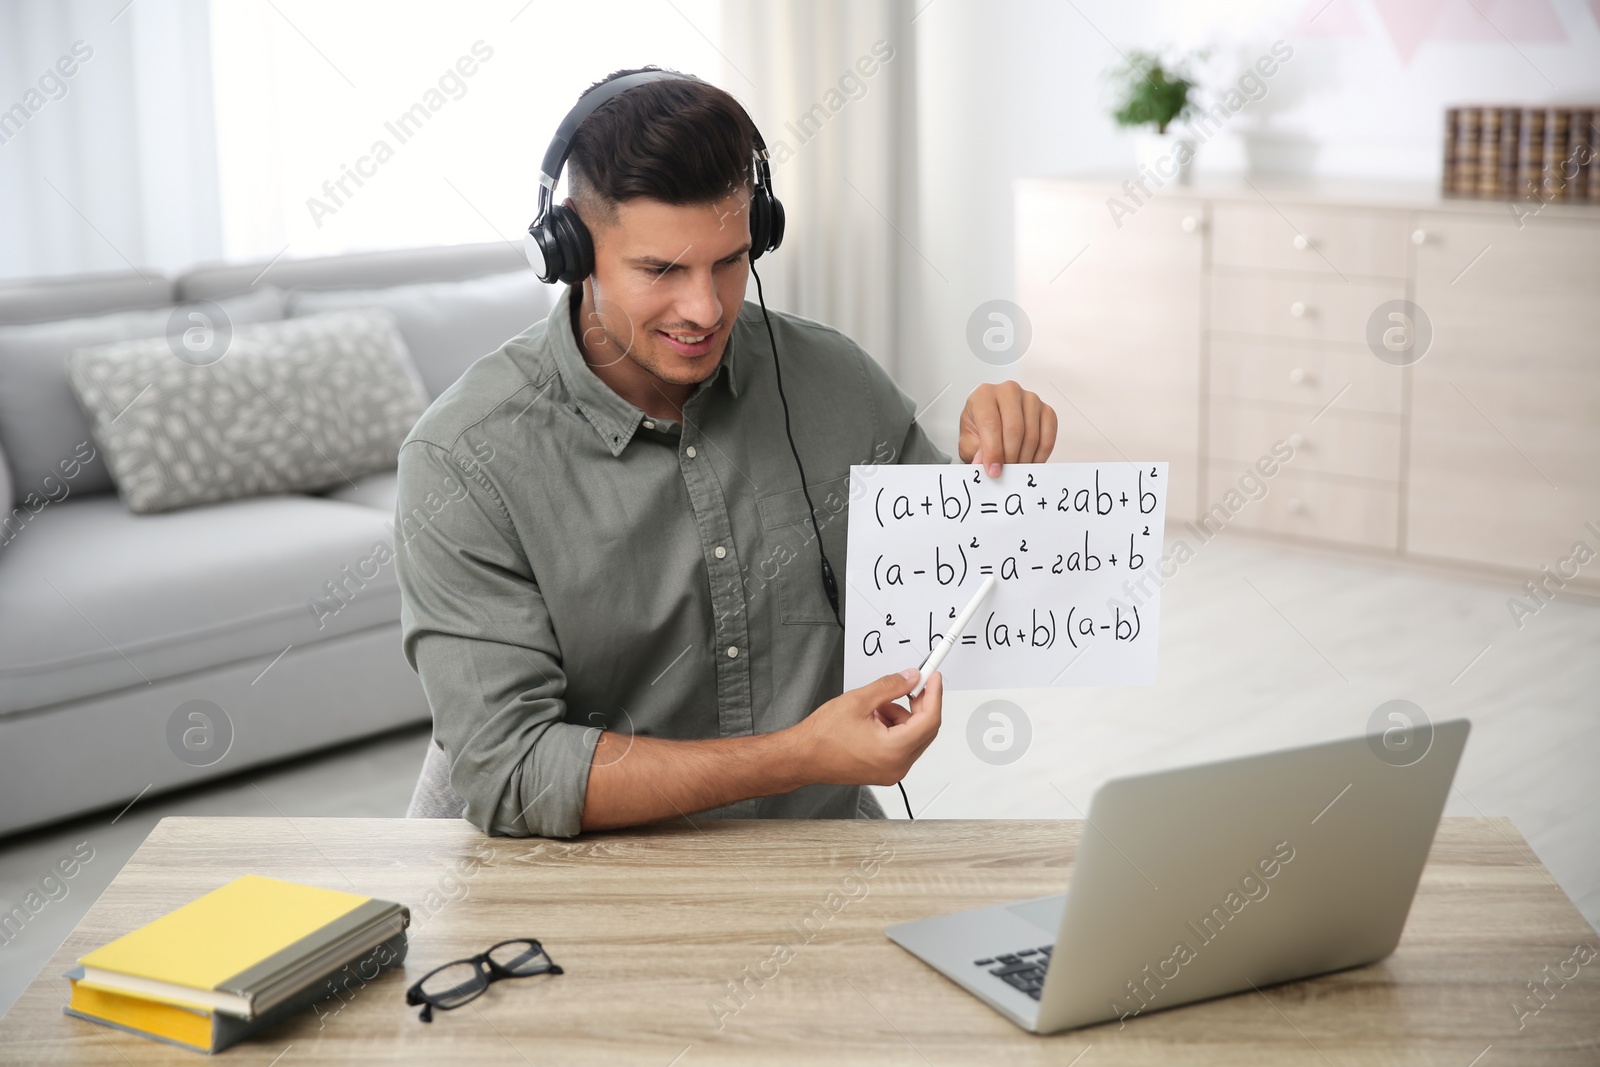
[208,0,723,261]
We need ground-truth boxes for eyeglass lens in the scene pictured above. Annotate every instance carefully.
[487,940,551,975]
[417,960,489,1008]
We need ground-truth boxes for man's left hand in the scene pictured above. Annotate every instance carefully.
[957,381,1058,477]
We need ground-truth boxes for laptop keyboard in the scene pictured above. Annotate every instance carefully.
[973,945,1052,1000]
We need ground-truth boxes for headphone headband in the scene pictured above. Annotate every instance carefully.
[534,70,704,224]
[525,69,784,284]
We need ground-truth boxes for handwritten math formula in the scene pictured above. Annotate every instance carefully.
[844,462,1168,690]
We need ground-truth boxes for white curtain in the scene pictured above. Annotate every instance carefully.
[720,0,923,384]
[0,0,224,282]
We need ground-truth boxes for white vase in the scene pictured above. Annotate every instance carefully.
[1238,129,1320,177]
[1133,130,1196,186]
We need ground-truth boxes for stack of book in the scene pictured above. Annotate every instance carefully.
[62,874,410,1054]
[1441,106,1598,202]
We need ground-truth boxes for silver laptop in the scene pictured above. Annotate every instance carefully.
[887,718,1470,1033]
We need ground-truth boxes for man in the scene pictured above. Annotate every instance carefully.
[394,69,1056,838]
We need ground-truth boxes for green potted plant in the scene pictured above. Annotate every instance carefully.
[1106,50,1201,184]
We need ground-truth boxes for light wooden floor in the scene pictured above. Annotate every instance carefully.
[876,532,1600,933]
[1,531,1595,1020]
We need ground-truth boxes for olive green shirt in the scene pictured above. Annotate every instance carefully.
[394,283,952,838]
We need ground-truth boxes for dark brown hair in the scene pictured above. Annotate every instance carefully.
[567,67,755,222]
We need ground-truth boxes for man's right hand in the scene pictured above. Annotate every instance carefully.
[786,667,944,787]
[579,667,942,832]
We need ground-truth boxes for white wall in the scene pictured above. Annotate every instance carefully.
[904,0,1600,446]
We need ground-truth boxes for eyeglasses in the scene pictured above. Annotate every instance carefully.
[405,938,563,1022]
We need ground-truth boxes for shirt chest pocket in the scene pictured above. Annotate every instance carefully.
[756,475,851,625]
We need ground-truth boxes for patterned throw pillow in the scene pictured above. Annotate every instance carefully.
[66,308,429,514]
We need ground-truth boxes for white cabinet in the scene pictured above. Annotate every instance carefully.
[1408,211,1600,577]
[1018,176,1600,591]
[1015,180,1205,521]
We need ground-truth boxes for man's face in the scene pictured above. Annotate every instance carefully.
[580,186,752,387]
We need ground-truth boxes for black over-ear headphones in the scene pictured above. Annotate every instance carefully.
[527,71,917,820]
[524,69,785,285]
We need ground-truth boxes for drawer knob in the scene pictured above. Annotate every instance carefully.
[1287,497,1306,515]
[1181,215,1199,233]
[1290,301,1308,318]
[1293,234,1311,251]
[1289,368,1308,385]
[1411,228,1428,246]
[1288,433,1305,449]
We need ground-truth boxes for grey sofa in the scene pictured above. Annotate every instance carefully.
[0,242,554,837]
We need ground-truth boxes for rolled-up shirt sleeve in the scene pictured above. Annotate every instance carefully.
[394,437,599,838]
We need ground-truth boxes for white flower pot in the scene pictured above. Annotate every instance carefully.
[1238,130,1320,177]
[1133,130,1196,185]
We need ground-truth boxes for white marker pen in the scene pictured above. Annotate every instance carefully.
[910,574,998,698]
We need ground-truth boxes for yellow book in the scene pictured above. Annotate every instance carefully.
[63,875,408,1053]
[65,983,215,1053]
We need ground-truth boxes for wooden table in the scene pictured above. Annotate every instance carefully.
[2,817,1596,1064]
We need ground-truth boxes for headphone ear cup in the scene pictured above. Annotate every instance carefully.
[527,219,562,284]
[767,196,785,254]
[748,190,770,262]
[549,203,595,284]
[748,189,784,261]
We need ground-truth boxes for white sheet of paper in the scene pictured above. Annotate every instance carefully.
[844,462,1167,690]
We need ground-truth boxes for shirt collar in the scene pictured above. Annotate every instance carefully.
[550,283,742,457]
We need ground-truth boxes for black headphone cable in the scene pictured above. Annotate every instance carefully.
[750,260,915,823]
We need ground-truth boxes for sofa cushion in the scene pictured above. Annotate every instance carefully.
[321,469,399,513]
[287,271,551,398]
[0,493,402,716]
[67,308,428,514]
[1,439,101,550]
[0,288,284,499]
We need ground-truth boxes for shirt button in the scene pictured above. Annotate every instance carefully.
[714,546,726,559]
[643,420,655,430]
[686,445,697,458]
[727,645,739,658]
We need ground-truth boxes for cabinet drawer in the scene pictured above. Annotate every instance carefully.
[1210,272,1403,344]
[1209,337,1402,415]
[1206,462,1399,551]
[1212,200,1410,278]
[1209,397,1401,482]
